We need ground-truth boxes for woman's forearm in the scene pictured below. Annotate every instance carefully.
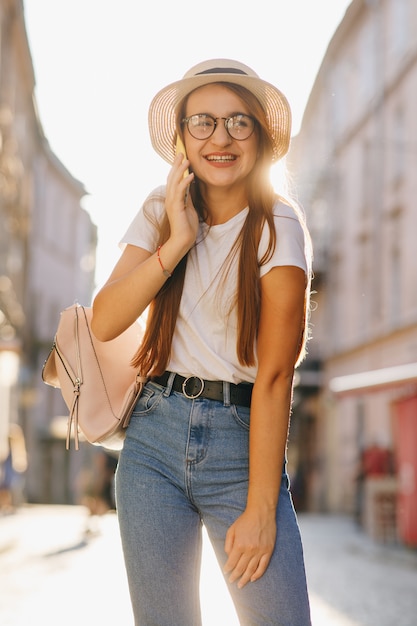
[92,252,164,341]
[92,238,190,341]
[246,375,293,514]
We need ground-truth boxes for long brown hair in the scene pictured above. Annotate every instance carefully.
[132,83,311,375]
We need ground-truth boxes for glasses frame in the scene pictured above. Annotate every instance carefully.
[181,113,257,141]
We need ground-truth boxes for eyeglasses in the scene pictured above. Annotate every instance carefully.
[181,113,256,141]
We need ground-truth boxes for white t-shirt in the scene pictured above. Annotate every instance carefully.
[121,185,309,384]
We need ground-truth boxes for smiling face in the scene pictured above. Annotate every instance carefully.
[182,83,259,195]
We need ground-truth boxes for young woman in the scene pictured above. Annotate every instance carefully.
[92,59,312,626]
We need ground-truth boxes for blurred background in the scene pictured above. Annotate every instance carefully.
[1,1,417,624]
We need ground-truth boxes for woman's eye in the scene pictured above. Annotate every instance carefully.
[196,116,213,128]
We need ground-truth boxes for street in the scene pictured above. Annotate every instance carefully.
[1,505,416,625]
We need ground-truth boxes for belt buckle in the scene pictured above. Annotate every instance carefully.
[182,376,205,399]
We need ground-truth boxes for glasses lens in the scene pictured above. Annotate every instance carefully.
[226,115,255,140]
[187,114,215,139]
[184,114,256,140]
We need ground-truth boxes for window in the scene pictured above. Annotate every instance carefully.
[360,21,377,101]
[392,108,406,183]
[388,213,402,327]
[390,0,409,57]
[361,140,373,215]
[389,244,401,326]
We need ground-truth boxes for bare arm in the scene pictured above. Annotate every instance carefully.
[224,265,307,588]
[91,154,196,341]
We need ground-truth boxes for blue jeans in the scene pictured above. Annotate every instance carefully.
[116,378,311,626]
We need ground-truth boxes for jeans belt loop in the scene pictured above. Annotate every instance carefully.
[223,381,231,407]
[163,371,176,397]
[182,376,205,399]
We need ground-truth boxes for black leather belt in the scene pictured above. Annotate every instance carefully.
[152,371,253,407]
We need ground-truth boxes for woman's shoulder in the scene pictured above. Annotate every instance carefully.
[258,197,311,274]
[272,196,304,222]
[134,185,167,226]
[143,185,167,211]
[120,185,167,250]
[146,184,167,200]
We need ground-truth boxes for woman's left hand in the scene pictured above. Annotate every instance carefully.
[223,508,277,588]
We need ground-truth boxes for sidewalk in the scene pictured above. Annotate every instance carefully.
[0,504,240,626]
[0,504,134,626]
[1,505,417,625]
[299,513,417,626]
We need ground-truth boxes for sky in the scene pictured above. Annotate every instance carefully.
[23,0,352,288]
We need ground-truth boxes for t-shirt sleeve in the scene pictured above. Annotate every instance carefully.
[259,201,311,277]
[119,185,166,252]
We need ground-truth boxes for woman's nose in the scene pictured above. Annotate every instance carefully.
[210,120,232,146]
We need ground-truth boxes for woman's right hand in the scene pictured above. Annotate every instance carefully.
[165,153,198,251]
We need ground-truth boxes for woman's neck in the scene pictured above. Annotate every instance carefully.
[202,186,248,225]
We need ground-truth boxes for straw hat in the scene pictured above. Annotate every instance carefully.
[148,59,292,164]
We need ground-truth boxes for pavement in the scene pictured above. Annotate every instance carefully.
[300,514,417,626]
[1,505,417,625]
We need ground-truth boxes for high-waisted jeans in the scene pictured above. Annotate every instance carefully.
[115,378,311,626]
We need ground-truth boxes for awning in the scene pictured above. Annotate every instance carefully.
[329,362,417,395]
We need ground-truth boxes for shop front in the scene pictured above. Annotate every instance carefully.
[330,362,417,545]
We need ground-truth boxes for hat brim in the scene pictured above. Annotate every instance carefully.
[148,72,291,164]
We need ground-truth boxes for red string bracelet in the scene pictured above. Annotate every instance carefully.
[157,245,172,278]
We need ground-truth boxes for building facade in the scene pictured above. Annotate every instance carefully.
[289,0,417,545]
[0,0,97,505]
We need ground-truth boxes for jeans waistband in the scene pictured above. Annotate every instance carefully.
[152,371,253,407]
